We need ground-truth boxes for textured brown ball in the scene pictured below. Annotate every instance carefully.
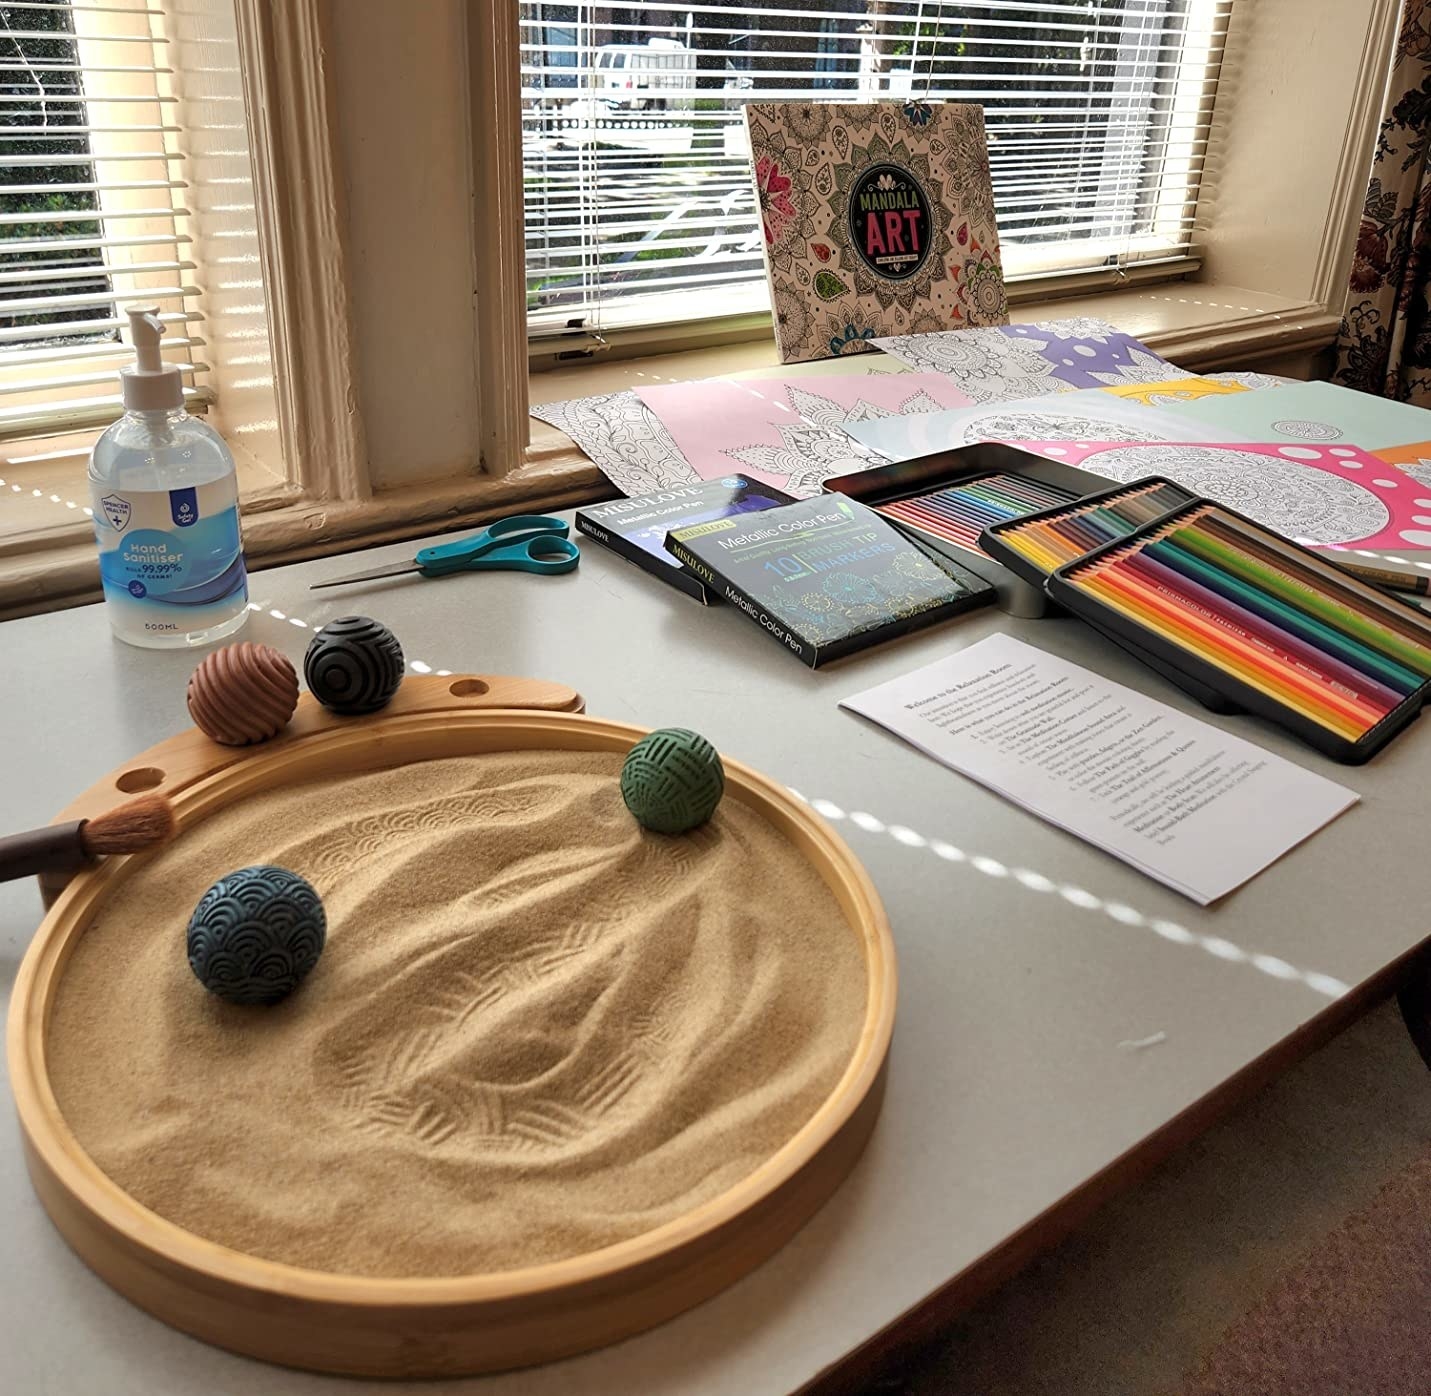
[187,642,300,747]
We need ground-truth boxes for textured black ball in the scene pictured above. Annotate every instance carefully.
[303,615,404,715]
[187,865,326,1006]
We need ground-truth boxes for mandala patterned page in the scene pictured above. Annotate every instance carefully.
[871,318,1193,401]
[1203,370,1298,391]
[530,391,698,496]
[1097,376,1250,408]
[1013,439,1429,550]
[1150,378,1431,452]
[727,356,911,384]
[1372,441,1431,494]
[844,385,1233,462]
[745,101,1006,363]
[634,378,932,498]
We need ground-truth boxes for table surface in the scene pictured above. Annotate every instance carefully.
[3,521,1427,1395]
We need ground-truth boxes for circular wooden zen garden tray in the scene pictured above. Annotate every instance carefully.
[7,673,896,1378]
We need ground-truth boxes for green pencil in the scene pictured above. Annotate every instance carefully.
[1144,536,1425,693]
[1173,522,1431,675]
[1197,511,1431,650]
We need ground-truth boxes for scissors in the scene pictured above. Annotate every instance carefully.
[310,514,579,590]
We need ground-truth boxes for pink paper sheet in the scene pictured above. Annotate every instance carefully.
[1007,438,1426,550]
[636,373,974,498]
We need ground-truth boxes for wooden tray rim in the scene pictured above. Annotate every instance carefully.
[9,708,897,1308]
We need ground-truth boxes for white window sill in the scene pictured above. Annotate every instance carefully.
[0,280,1339,620]
[0,452,601,621]
[529,280,1340,459]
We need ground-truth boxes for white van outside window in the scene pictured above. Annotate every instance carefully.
[592,39,693,112]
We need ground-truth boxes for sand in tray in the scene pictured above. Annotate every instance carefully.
[47,751,868,1278]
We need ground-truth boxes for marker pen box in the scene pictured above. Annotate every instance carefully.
[1047,499,1431,764]
[822,443,1114,618]
[980,476,1196,593]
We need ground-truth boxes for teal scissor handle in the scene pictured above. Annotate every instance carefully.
[460,533,580,575]
[414,515,571,577]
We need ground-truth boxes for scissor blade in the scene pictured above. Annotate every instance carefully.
[309,559,421,590]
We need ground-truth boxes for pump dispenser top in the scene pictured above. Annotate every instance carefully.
[88,304,248,647]
[120,305,183,412]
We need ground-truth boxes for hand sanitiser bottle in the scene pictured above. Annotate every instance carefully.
[89,306,248,648]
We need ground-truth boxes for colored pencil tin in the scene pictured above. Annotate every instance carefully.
[823,444,1115,618]
[981,476,1196,592]
[1048,500,1431,763]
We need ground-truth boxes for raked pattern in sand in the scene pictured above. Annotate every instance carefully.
[48,752,866,1277]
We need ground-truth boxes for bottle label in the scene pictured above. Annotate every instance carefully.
[91,476,248,635]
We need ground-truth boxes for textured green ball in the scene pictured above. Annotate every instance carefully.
[621,728,725,834]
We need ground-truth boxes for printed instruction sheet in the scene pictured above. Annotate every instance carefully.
[842,634,1358,903]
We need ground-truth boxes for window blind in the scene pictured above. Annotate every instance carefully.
[0,0,209,442]
[521,0,1229,342]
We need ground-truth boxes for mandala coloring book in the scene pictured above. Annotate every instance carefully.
[744,100,1007,363]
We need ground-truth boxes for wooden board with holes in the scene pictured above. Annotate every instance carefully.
[38,672,584,906]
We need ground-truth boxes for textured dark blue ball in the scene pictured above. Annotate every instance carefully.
[303,615,404,716]
[187,865,326,1006]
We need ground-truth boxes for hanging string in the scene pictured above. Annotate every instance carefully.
[917,1,948,103]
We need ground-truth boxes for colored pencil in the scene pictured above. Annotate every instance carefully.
[1330,560,1431,597]
[1062,503,1431,744]
[1145,534,1425,695]
[1196,512,1431,654]
[1175,509,1431,671]
[1119,551,1397,722]
[1176,519,1431,674]
[1103,552,1381,728]
[996,480,1190,575]
[1076,558,1368,739]
[876,472,1075,556]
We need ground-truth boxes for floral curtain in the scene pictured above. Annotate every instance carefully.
[1332,0,1431,402]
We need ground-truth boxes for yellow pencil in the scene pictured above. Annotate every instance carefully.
[1002,526,1064,572]
[1075,567,1365,740]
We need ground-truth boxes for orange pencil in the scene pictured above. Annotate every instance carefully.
[1077,564,1367,740]
[1091,567,1375,734]
[1102,560,1386,731]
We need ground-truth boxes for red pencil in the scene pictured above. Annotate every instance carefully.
[1123,549,1402,714]
[1093,559,1384,732]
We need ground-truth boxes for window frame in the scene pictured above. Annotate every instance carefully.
[0,1,209,437]
[516,0,1232,356]
[226,0,366,501]
[0,0,1401,621]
